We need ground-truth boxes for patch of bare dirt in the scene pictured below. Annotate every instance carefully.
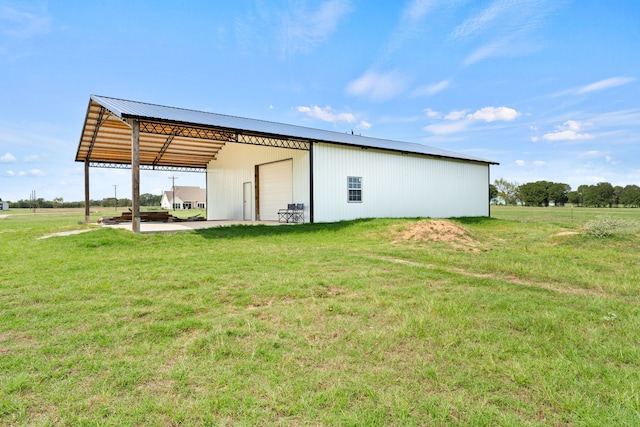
[37,229,94,240]
[372,256,435,268]
[553,231,580,236]
[247,299,275,310]
[392,220,482,252]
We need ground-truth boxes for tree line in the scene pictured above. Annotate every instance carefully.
[7,193,162,209]
[491,179,640,207]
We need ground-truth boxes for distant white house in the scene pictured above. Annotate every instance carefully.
[0,200,8,211]
[160,186,206,210]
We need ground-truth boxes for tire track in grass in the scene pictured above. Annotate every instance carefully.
[367,255,606,297]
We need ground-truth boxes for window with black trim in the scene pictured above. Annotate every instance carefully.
[348,176,362,202]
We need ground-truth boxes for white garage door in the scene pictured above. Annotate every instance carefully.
[259,159,292,221]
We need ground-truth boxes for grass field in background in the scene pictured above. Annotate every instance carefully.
[1,206,639,425]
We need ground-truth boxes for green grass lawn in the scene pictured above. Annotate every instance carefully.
[1,206,639,425]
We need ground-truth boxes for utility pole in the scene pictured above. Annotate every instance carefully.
[169,176,178,211]
[113,184,118,212]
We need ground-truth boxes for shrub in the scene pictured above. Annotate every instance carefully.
[582,216,640,238]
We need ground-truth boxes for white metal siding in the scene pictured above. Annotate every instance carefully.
[259,160,292,221]
[206,142,309,221]
[312,143,489,222]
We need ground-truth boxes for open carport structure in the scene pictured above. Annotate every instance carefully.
[76,95,311,232]
[76,95,497,233]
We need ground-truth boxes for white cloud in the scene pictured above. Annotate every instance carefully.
[515,160,526,166]
[297,105,356,123]
[424,108,441,118]
[451,0,505,40]
[579,150,605,159]
[357,120,372,130]
[543,120,594,141]
[278,0,352,57]
[424,120,471,135]
[463,39,509,66]
[346,69,408,101]
[452,0,559,66]
[24,154,41,163]
[467,106,520,122]
[1,152,16,163]
[576,76,635,94]
[411,79,451,97]
[531,136,539,142]
[552,77,637,98]
[0,5,51,39]
[424,105,521,135]
[268,105,274,110]
[534,160,546,166]
[578,150,616,164]
[379,0,438,61]
[401,0,436,24]
[445,110,468,120]
[18,169,45,177]
[5,170,15,176]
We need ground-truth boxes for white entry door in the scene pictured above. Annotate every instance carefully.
[243,182,252,220]
[259,159,292,221]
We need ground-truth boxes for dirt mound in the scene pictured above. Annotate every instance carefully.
[392,220,481,252]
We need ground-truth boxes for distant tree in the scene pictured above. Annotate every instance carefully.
[613,185,624,207]
[575,185,590,206]
[518,181,550,206]
[568,191,581,206]
[53,197,63,207]
[489,184,498,203]
[140,193,162,206]
[37,198,54,208]
[548,182,571,206]
[582,186,599,207]
[583,182,615,207]
[101,197,115,208]
[596,182,615,207]
[494,178,519,205]
[620,185,640,207]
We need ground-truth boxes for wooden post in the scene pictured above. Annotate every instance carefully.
[84,159,90,223]
[131,120,141,233]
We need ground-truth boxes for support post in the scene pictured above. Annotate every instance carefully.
[309,142,314,223]
[131,120,141,233]
[84,159,90,224]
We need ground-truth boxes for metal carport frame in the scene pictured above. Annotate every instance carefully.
[76,95,310,232]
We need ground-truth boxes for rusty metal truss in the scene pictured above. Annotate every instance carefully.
[153,133,177,168]
[138,121,310,151]
[139,121,237,142]
[237,133,310,150]
[89,162,206,173]
[85,107,112,160]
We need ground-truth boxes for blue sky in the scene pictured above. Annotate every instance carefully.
[1,0,639,202]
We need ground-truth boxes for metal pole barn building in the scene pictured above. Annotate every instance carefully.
[76,95,498,232]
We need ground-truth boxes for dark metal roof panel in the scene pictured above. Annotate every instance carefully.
[90,95,498,165]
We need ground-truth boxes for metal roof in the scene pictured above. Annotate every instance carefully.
[75,95,498,170]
